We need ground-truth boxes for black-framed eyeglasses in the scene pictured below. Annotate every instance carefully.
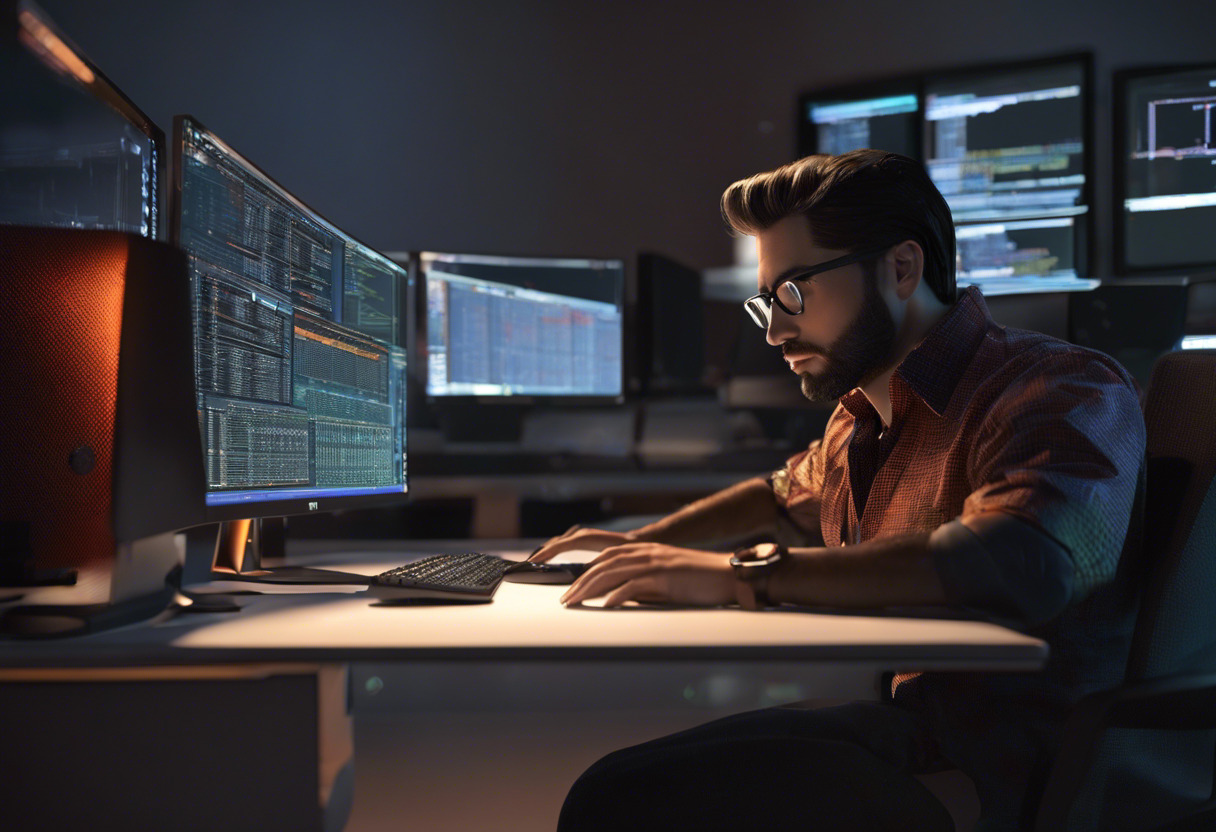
[742,246,891,329]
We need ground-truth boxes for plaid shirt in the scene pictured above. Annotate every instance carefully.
[771,286,1146,828]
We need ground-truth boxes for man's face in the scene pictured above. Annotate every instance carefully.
[754,215,898,402]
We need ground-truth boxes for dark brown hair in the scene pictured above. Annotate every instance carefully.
[721,150,957,304]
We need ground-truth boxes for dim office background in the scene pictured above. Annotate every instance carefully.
[47,0,1216,279]
[31,2,1216,830]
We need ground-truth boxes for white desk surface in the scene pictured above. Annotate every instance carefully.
[0,542,1047,672]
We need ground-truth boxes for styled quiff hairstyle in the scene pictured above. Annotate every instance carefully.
[721,150,957,304]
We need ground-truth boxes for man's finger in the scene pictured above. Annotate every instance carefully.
[588,543,648,566]
[561,559,652,605]
[602,575,664,608]
[530,527,606,562]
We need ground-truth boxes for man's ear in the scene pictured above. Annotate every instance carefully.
[890,240,924,301]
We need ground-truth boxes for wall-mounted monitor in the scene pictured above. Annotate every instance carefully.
[420,251,625,402]
[923,55,1094,294]
[172,116,409,525]
[1,0,161,238]
[798,79,922,159]
[1116,63,1216,275]
[795,56,1095,297]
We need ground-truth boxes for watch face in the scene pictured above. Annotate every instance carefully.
[754,542,781,562]
[731,542,782,568]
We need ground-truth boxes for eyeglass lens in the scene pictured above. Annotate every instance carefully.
[744,280,803,329]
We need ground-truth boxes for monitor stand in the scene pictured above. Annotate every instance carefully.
[211,518,368,585]
[433,400,527,444]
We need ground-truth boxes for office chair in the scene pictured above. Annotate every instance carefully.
[1032,349,1216,831]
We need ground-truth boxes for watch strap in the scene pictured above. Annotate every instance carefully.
[731,542,784,610]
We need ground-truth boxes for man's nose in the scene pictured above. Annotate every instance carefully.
[765,305,798,347]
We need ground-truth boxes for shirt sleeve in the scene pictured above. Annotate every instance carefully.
[930,349,1146,626]
[770,438,828,547]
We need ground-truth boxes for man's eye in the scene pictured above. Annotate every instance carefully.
[775,282,801,307]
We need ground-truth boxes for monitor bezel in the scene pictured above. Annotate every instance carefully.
[170,114,411,524]
[921,51,1096,287]
[414,249,629,407]
[10,0,165,239]
[795,73,925,161]
[1113,61,1216,277]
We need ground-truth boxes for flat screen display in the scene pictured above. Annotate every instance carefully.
[923,57,1093,293]
[422,252,625,400]
[800,86,921,159]
[1120,64,1216,272]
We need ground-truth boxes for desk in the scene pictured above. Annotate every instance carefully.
[0,541,1047,831]
[0,542,1045,675]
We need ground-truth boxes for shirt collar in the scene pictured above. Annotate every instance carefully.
[895,285,993,417]
[836,286,993,421]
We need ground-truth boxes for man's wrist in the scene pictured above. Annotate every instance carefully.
[730,542,786,610]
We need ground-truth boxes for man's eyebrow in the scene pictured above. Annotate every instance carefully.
[760,265,815,293]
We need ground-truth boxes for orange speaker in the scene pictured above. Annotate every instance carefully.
[0,226,205,631]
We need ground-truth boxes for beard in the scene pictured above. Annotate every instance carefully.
[785,275,899,402]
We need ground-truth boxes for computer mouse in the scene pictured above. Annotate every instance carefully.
[502,561,590,585]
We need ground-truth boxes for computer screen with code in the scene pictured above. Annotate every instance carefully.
[422,252,624,400]
[1119,64,1216,273]
[173,116,407,515]
[924,57,1092,293]
[1,0,160,237]
[799,85,921,159]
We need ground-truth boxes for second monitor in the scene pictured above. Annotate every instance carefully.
[420,251,625,402]
[416,251,627,449]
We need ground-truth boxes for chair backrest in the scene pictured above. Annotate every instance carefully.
[1033,351,1216,831]
[1125,349,1216,682]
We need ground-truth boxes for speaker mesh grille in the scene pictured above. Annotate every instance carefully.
[0,227,129,598]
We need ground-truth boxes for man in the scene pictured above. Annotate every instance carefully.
[533,150,1146,831]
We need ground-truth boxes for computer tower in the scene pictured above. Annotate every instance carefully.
[0,226,206,634]
[636,253,708,395]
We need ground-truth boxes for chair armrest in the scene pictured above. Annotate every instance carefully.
[1034,672,1216,832]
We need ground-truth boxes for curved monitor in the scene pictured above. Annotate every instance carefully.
[1117,63,1216,275]
[420,251,625,402]
[1,0,161,237]
[171,116,408,523]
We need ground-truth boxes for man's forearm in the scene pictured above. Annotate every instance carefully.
[767,532,947,608]
[631,477,780,548]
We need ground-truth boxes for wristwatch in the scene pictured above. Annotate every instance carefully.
[729,542,786,610]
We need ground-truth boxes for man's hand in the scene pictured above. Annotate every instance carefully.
[559,543,735,608]
[530,526,638,563]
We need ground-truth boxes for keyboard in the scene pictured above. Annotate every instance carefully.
[367,553,509,602]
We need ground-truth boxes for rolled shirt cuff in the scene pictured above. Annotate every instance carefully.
[929,512,1075,627]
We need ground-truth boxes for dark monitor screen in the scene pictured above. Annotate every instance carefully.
[172,116,408,519]
[1118,64,1216,273]
[1,0,160,238]
[924,56,1092,294]
[799,84,921,159]
[421,252,625,401]
[1182,280,1216,350]
[637,253,707,395]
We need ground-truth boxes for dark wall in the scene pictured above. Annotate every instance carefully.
[43,0,1216,274]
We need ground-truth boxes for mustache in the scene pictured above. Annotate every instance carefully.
[782,340,827,359]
